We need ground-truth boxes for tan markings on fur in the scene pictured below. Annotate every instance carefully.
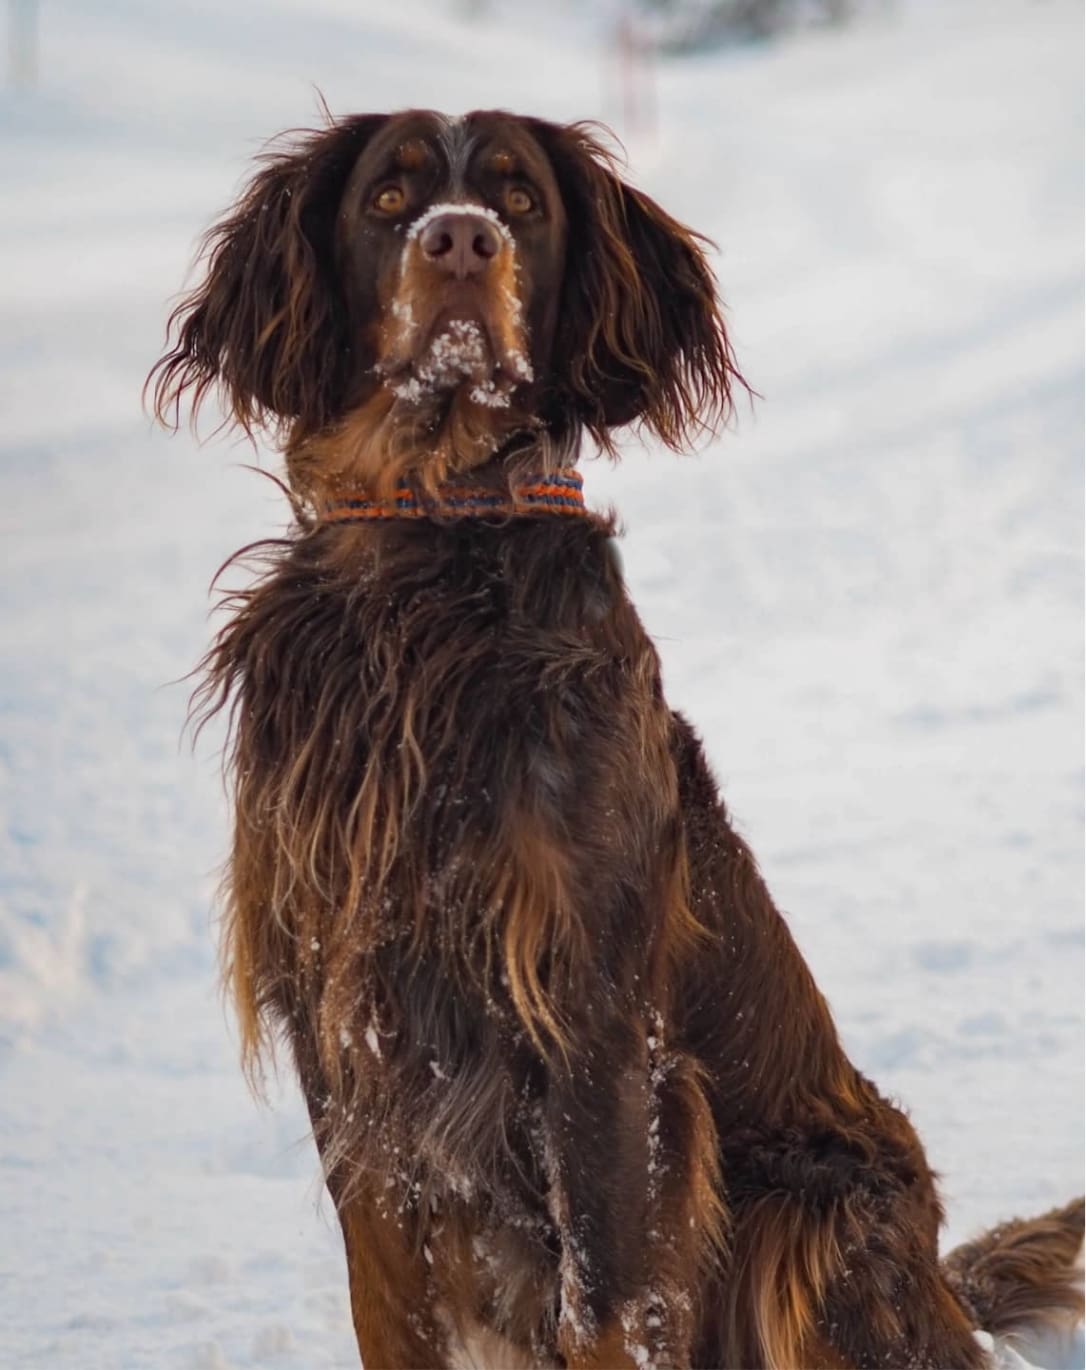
[395,138,431,171]
[417,1204,560,1369]
[472,1227,562,1354]
[286,228,538,508]
[376,235,526,376]
[220,889,264,1082]
[483,245,527,369]
[432,1222,552,1368]
[661,1052,728,1272]
[444,1319,546,1370]
[338,1188,447,1368]
[661,829,707,961]
[721,1195,839,1370]
[490,823,586,1059]
[221,794,300,1088]
[287,379,536,508]
[201,519,637,1091]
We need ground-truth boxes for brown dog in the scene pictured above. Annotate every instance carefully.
[151,110,1083,1368]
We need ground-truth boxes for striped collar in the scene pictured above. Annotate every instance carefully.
[322,469,585,524]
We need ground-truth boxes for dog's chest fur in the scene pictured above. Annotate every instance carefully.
[213,512,681,1231]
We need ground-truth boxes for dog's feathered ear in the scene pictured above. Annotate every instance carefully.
[148,114,387,441]
[531,120,745,453]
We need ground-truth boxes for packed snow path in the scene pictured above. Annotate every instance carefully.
[1,2,1081,1366]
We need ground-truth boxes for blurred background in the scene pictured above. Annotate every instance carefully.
[1,3,1082,1367]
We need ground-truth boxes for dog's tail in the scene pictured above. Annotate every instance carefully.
[942,1197,1084,1350]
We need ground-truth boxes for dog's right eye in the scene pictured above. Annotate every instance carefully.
[505,186,535,216]
[372,185,406,215]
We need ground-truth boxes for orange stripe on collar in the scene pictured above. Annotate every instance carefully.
[322,470,586,524]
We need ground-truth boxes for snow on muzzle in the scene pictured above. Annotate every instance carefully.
[378,202,534,410]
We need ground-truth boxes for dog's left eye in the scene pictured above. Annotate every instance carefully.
[505,186,535,215]
[372,186,406,215]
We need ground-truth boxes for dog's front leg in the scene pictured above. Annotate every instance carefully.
[334,1183,448,1370]
[542,1025,694,1370]
[298,1060,447,1369]
[544,1042,650,1369]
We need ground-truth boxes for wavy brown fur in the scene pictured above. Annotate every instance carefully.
[157,108,1080,1368]
[148,112,746,484]
[196,503,723,1363]
[522,119,743,455]
[148,115,388,444]
[943,1199,1084,1342]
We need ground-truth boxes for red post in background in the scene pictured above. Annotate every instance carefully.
[613,7,657,146]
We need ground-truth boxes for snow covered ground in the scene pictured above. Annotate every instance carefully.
[1,2,1081,1366]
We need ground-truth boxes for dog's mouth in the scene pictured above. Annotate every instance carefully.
[380,307,532,411]
[377,241,534,414]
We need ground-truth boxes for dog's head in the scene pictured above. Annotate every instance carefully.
[151,110,743,499]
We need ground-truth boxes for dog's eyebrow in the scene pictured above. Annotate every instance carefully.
[485,150,519,175]
[394,139,434,171]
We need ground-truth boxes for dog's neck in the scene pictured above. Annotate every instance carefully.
[321,467,586,525]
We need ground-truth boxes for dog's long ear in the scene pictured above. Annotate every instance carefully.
[148,114,387,441]
[532,120,745,453]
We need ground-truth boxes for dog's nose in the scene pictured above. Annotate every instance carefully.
[418,212,502,279]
